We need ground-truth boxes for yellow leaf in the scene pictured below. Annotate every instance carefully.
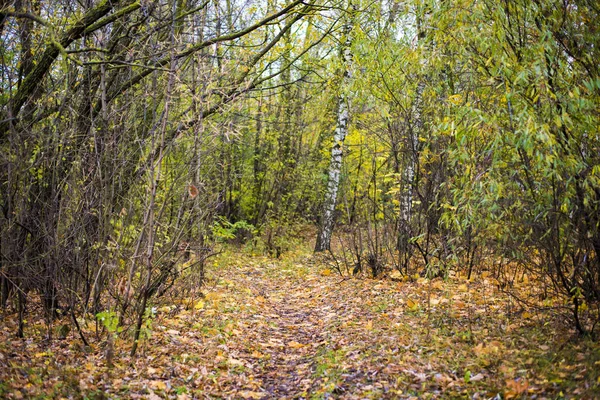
[256,295,266,303]
[365,320,373,330]
[406,299,418,311]
[458,284,468,292]
[205,292,221,301]
[228,357,244,367]
[449,94,462,105]
[194,300,205,310]
[389,270,402,281]
[251,350,263,358]
[287,341,305,349]
[151,380,167,391]
[239,391,263,399]
[321,269,332,276]
[429,297,440,306]
[522,311,532,319]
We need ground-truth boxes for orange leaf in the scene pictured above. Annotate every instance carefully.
[188,184,199,199]
[287,341,305,349]
[505,379,529,398]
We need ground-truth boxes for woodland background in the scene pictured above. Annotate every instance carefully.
[0,0,599,397]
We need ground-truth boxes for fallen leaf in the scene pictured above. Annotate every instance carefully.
[505,379,529,398]
[470,373,485,382]
[406,299,418,311]
[228,358,245,367]
[390,270,403,281]
[287,341,305,349]
[150,380,167,391]
[194,300,205,309]
[239,391,263,399]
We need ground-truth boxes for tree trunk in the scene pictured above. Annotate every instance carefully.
[315,3,354,252]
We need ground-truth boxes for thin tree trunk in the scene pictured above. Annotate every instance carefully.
[315,2,354,252]
[397,7,428,261]
[399,80,424,228]
[131,3,178,356]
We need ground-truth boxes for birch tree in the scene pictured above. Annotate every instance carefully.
[314,1,355,252]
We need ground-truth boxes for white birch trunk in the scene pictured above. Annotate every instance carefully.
[315,5,354,252]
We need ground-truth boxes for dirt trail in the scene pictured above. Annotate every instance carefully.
[228,264,339,398]
[1,253,597,399]
[211,257,411,399]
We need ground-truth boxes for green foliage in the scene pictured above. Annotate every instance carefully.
[140,307,156,341]
[212,217,257,243]
[96,311,122,334]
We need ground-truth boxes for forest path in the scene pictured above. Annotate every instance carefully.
[198,254,426,399]
[1,251,596,399]
[230,262,335,397]
[189,252,595,399]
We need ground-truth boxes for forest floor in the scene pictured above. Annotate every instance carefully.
[1,245,600,399]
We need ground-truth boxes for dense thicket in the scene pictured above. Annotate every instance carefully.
[1,0,598,343]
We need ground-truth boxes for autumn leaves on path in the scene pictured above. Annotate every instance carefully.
[215,259,387,398]
[1,252,599,398]
[194,255,599,399]
[190,257,424,398]
[233,266,332,397]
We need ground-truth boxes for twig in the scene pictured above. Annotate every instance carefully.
[70,309,89,347]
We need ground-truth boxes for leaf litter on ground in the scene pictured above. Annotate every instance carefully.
[0,246,599,399]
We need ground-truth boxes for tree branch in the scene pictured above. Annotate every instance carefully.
[0,0,144,138]
[102,0,305,108]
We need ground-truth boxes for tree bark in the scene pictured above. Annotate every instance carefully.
[315,2,354,252]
